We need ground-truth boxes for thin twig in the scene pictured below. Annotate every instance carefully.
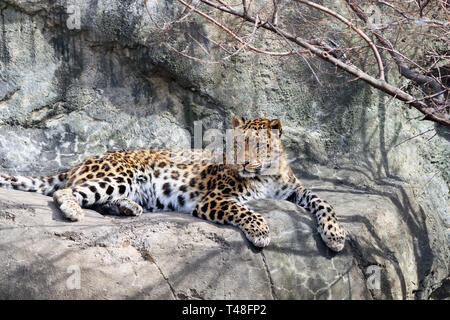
[406,90,448,104]
[393,128,435,148]
[167,15,266,64]
[177,0,294,56]
[187,33,211,57]
[272,0,278,25]
[268,22,322,86]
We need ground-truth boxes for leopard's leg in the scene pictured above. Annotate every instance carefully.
[53,178,141,220]
[192,195,270,248]
[286,186,345,252]
[53,188,84,221]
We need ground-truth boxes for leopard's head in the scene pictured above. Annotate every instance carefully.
[231,116,285,178]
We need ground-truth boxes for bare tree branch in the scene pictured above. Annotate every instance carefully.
[346,0,447,106]
[293,0,385,81]
[176,0,294,56]
[164,0,450,127]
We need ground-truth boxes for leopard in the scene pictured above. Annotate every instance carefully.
[0,116,346,251]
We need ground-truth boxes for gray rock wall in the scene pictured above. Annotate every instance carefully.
[0,0,449,299]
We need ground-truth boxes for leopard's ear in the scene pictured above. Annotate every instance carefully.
[232,116,245,128]
[270,119,282,135]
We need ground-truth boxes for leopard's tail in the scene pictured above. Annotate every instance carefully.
[0,171,69,196]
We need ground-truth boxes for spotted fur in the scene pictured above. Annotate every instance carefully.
[0,116,345,251]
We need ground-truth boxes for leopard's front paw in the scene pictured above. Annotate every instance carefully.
[246,232,271,248]
[317,225,346,252]
[243,219,271,248]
